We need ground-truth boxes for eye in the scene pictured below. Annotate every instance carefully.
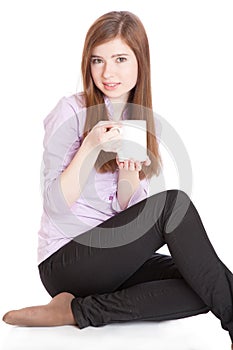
[116,57,127,63]
[91,58,103,64]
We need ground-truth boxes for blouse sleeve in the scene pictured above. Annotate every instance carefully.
[42,97,81,218]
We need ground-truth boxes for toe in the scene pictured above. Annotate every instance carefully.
[2,311,15,325]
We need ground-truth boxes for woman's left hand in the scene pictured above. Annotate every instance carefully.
[116,156,151,172]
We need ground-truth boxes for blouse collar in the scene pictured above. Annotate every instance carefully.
[103,95,127,121]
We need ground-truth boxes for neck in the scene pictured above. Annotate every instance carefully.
[111,102,125,121]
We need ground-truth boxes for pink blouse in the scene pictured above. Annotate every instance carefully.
[37,93,152,264]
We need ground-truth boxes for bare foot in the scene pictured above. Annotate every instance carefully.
[2,292,76,327]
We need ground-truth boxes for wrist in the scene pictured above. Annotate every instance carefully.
[82,136,101,156]
[118,168,140,180]
[117,174,140,210]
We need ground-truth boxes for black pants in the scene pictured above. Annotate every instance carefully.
[38,190,233,341]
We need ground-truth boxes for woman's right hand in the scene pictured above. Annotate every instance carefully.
[83,121,122,153]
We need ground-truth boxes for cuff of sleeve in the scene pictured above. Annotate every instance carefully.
[111,192,123,213]
[127,184,147,207]
[111,184,147,213]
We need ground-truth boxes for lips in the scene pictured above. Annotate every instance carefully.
[103,82,121,91]
[103,82,120,87]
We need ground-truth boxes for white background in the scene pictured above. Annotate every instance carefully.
[0,0,233,349]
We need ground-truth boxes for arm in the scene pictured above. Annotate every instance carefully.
[60,140,100,207]
[43,97,122,216]
[116,112,162,210]
[113,112,162,211]
[117,168,140,210]
[115,158,151,210]
[60,122,122,207]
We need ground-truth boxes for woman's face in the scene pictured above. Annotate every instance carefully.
[90,37,138,103]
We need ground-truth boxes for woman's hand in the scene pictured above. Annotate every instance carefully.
[84,121,122,153]
[116,155,151,172]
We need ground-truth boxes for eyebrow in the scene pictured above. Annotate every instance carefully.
[91,54,129,59]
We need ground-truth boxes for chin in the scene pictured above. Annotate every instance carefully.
[106,92,129,103]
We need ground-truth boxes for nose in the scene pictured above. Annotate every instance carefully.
[102,61,114,79]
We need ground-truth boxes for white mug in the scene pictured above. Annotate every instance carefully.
[116,120,147,162]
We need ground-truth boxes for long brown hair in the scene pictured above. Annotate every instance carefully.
[80,11,162,179]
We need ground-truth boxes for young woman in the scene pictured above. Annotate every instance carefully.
[3,10,233,348]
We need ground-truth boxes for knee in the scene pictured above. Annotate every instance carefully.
[165,189,192,234]
[166,189,191,204]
